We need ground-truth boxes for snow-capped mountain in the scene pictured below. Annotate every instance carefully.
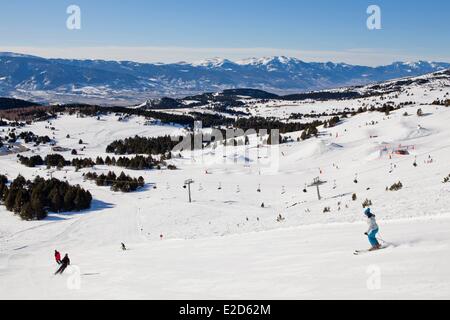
[0,52,449,104]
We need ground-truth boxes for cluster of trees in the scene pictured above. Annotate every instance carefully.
[183,91,249,107]
[97,155,163,170]
[17,154,45,167]
[300,125,319,140]
[0,98,40,111]
[72,157,96,169]
[135,117,335,149]
[289,111,349,120]
[397,101,416,107]
[18,109,57,122]
[341,104,402,117]
[193,112,329,132]
[64,103,292,130]
[432,99,450,106]
[73,105,195,127]
[18,152,171,171]
[0,175,92,220]
[362,199,373,208]
[17,131,51,145]
[443,174,450,184]
[84,171,144,192]
[323,116,341,128]
[37,154,68,167]
[145,97,184,109]
[188,112,235,127]
[42,154,63,167]
[370,104,401,115]
[282,91,362,101]
[388,181,403,191]
[106,135,182,155]
[235,117,324,135]
[17,154,95,169]
[0,105,55,122]
[6,131,16,143]
[211,105,250,117]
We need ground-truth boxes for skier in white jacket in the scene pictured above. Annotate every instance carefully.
[364,208,381,251]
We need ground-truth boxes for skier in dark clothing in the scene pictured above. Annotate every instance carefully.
[55,254,70,275]
[54,250,61,265]
[121,242,127,251]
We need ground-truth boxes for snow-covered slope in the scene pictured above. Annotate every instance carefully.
[138,69,450,123]
[1,76,450,299]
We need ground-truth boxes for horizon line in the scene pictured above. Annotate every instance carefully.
[1,46,450,67]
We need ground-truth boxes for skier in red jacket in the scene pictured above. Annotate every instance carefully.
[54,250,61,265]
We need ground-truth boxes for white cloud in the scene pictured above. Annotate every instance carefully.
[0,46,448,66]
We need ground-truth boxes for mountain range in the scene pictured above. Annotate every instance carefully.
[0,52,449,104]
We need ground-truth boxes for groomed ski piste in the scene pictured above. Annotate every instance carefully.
[1,72,450,299]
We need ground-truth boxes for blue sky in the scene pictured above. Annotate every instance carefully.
[0,0,449,65]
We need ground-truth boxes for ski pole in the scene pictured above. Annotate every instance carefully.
[376,236,389,245]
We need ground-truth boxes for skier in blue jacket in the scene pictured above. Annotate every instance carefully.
[364,208,381,251]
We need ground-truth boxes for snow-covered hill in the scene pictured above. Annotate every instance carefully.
[139,69,450,120]
[1,73,450,299]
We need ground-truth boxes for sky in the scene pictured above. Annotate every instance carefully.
[0,0,449,66]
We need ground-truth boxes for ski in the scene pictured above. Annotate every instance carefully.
[354,246,388,255]
[354,249,370,255]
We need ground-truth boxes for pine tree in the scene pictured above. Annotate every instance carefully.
[13,189,28,214]
[138,176,145,188]
[300,130,308,141]
[19,202,34,221]
[74,188,84,210]
[0,175,8,199]
[31,196,46,220]
[417,108,424,117]
[63,188,76,211]
[49,188,63,212]
[4,187,17,211]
